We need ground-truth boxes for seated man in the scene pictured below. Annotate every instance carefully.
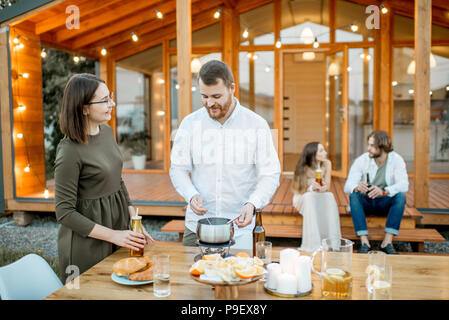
[344,130,409,254]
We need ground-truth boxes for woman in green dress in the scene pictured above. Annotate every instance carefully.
[54,73,154,283]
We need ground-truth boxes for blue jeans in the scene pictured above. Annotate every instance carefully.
[349,192,406,236]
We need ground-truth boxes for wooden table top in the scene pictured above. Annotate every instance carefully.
[46,242,449,300]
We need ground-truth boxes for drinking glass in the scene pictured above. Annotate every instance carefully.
[255,241,272,265]
[153,254,170,297]
[366,251,386,294]
[372,264,393,300]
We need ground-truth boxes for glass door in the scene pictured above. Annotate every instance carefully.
[325,47,348,177]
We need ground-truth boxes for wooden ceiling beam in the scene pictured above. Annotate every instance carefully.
[35,0,123,35]
[80,0,217,53]
[54,0,161,42]
[235,0,274,13]
[109,7,219,61]
[70,0,178,50]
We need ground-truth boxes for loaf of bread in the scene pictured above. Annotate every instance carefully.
[128,263,153,281]
[112,256,151,276]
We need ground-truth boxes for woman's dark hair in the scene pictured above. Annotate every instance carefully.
[198,60,234,88]
[59,73,105,144]
[367,130,394,153]
[292,142,320,193]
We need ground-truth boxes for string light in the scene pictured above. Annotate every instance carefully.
[41,49,47,58]
[155,10,163,19]
[380,4,388,14]
[20,72,29,78]
[73,55,80,63]
[247,52,252,59]
[253,54,258,60]
[350,24,359,32]
[13,35,20,44]
[242,28,249,39]
[18,104,26,111]
[275,39,282,48]
[131,32,138,42]
[214,9,221,19]
[392,81,398,86]
[313,37,319,48]
[17,133,23,139]
[16,43,24,49]
[24,164,30,173]
[101,47,107,56]
[44,189,50,198]
[265,66,271,72]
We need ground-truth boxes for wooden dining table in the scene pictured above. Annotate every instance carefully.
[46,241,449,300]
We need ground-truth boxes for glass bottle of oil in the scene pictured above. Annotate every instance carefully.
[252,208,265,257]
[130,215,144,257]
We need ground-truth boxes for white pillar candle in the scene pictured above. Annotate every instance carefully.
[280,248,300,275]
[295,256,312,293]
[266,263,281,290]
[276,273,297,294]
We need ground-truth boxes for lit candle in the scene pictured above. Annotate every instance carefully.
[295,256,312,293]
[266,263,281,290]
[280,248,299,275]
[276,273,297,295]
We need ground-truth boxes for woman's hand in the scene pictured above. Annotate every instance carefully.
[110,230,146,251]
[311,181,327,193]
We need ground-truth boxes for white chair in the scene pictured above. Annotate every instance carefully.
[0,253,63,300]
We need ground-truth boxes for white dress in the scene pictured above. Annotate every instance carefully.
[292,191,341,252]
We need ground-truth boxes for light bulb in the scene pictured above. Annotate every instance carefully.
[247,52,252,59]
[157,79,165,84]
[381,4,388,14]
[351,24,359,32]
[73,56,80,63]
[214,10,220,19]
[253,54,258,60]
[155,10,163,19]
[408,89,414,95]
[392,81,398,86]
[276,39,282,48]
[13,36,20,44]
[156,111,165,116]
[24,165,30,172]
[20,73,29,78]
[131,32,138,42]
[17,133,23,139]
[18,104,26,111]
[41,49,47,58]
[191,86,197,92]
[313,37,319,48]
[242,28,249,39]
[175,84,180,90]
[265,66,271,72]
[17,43,24,49]
[101,47,107,56]
[44,189,50,199]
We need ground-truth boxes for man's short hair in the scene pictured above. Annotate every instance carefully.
[198,60,234,88]
[367,130,394,153]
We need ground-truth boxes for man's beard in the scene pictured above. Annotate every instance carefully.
[369,150,381,158]
[205,94,233,120]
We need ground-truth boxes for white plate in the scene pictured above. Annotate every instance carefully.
[111,273,153,286]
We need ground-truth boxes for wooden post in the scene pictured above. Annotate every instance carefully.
[221,6,239,97]
[176,0,192,123]
[274,0,282,170]
[0,26,14,202]
[100,56,116,137]
[414,0,431,208]
[373,9,393,135]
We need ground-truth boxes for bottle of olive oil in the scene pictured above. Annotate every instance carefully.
[252,208,265,257]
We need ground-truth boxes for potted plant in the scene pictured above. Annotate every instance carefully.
[120,131,151,170]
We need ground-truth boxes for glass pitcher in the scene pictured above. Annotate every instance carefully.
[311,238,353,299]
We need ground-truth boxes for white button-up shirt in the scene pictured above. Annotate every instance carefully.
[169,98,281,234]
[344,151,409,197]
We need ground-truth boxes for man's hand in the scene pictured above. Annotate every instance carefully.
[190,194,208,215]
[356,181,369,193]
[236,203,255,228]
[367,185,383,199]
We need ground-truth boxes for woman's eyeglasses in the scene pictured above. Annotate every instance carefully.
[87,92,114,105]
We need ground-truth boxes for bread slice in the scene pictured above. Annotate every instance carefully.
[112,256,151,276]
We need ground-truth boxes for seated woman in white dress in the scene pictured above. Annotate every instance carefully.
[292,142,341,252]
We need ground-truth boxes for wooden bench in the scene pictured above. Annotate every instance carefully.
[160,219,445,252]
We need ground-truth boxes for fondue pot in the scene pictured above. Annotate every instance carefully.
[196,217,234,244]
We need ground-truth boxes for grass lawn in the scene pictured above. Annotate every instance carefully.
[0,247,59,276]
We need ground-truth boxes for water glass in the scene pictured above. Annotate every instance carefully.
[372,264,393,300]
[366,251,386,294]
[153,254,170,297]
[255,241,272,265]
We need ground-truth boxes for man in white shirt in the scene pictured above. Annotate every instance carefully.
[344,130,408,254]
[169,60,281,251]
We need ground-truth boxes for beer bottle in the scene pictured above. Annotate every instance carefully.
[366,173,372,188]
[252,208,265,257]
[315,168,323,186]
[130,215,144,257]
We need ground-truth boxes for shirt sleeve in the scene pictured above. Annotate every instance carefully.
[344,156,364,194]
[247,121,281,209]
[385,155,409,197]
[54,140,96,238]
[120,178,132,206]
[169,121,199,204]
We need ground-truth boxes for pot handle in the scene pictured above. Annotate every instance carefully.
[311,246,324,277]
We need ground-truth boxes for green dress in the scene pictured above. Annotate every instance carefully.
[54,124,132,283]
